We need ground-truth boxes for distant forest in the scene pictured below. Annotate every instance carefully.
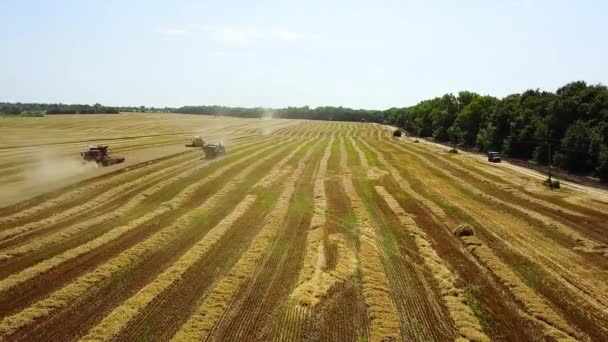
[0,103,179,115]
[2,80,606,180]
[173,105,384,122]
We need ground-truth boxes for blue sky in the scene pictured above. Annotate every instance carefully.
[1,0,606,109]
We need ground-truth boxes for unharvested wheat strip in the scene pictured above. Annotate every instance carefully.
[0,139,297,337]
[0,135,261,226]
[374,186,489,342]
[0,138,292,296]
[290,138,357,307]
[170,143,318,342]
[79,195,257,342]
[0,138,278,260]
[290,138,332,305]
[339,138,400,342]
[78,141,312,342]
[388,141,607,255]
[358,139,448,220]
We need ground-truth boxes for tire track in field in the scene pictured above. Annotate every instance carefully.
[338,138,401,342]
[170,141,317,342]
[0,138,296,336]
[78,139,313,342]
[362,139,591,341]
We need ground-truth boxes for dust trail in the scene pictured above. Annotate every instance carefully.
[21,151,97,192]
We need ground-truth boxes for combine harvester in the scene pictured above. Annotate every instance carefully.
[81,145,125,167]
[186,136,225,159]
[202,142,225,159]
[185,136,205,148]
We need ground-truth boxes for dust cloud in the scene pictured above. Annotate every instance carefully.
[21,151,97,190]
[260,109,276,136]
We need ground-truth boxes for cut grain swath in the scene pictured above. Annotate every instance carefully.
[79,195,257,342]
[170,142,317,342]
[358,139,448,220]
[374,185,489,342]
[339,138,400,342]
[459,234,582,341]
[290,136,357,307]
[78,139,312,341]
[0,139,298,338]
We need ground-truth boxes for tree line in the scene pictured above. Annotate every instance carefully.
[173,105,383,122]
[0,103,121,115]
[384,81,608,181]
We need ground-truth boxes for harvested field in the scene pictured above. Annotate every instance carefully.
[1,114,607,341]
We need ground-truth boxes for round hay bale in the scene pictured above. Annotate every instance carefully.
[453,224,474,237]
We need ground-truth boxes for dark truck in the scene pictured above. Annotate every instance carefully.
[487,151,501,163]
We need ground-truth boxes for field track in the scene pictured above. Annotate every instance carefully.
[1,114,608,341]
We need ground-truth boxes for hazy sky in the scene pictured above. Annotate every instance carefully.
[1,0,607,109]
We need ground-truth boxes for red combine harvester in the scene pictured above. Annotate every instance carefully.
[81,145,125,167]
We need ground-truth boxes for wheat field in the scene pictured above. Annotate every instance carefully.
[1,113,607,341]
